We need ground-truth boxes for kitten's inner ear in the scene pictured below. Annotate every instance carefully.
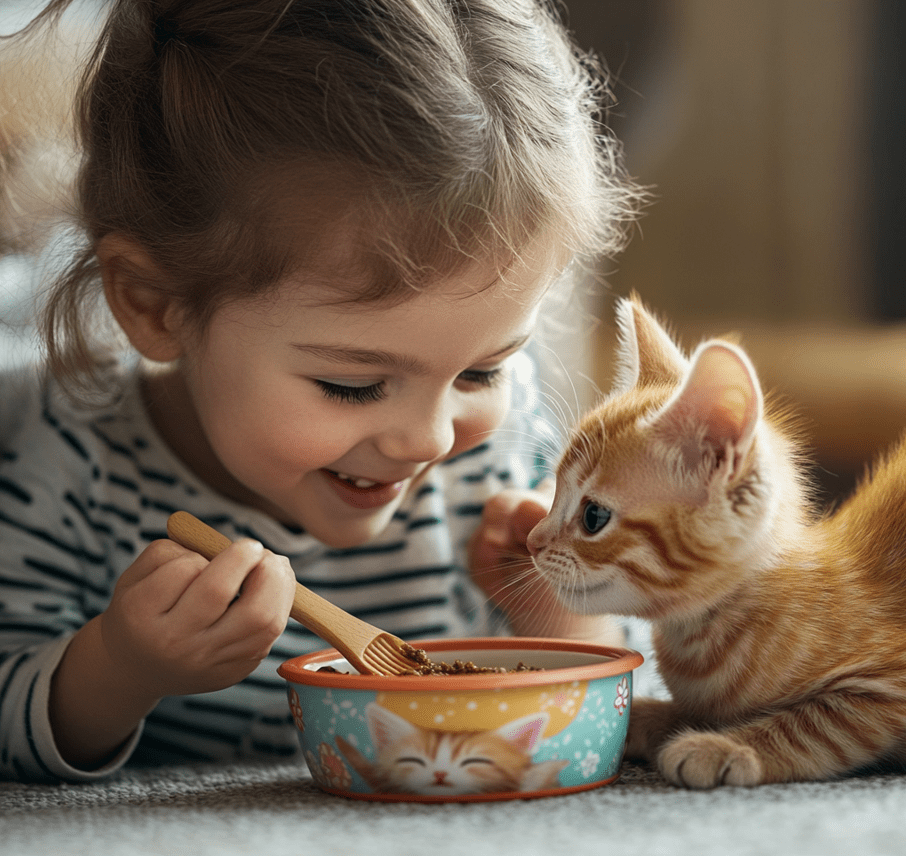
[493,713,549,753]
[653,341,762,470]
[610,294,687,395]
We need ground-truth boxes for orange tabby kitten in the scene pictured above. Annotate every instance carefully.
[528,293,906,788]
[335,703,567,795]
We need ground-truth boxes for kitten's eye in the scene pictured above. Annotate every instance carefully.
[395,756,427,767]
[582,501,612,534]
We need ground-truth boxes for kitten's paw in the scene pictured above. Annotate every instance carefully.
[658,731,763,789]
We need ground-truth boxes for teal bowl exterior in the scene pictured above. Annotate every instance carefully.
[279,639,643,802]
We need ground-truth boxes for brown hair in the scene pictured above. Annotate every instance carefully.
[20,0,640,393]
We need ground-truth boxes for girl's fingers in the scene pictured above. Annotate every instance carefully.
[512,498,550,545]
[119,540,210,615]
[479,489,552,554]
[123,539,199,585]
[202,552,296,658]
[171,539,267,629]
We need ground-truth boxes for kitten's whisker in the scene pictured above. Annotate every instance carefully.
[533,339,586,428]
[536,384,577,441]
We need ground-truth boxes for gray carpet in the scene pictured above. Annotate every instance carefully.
[3,760,905,856]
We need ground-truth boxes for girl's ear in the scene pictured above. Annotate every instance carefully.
[97,233,185,363]
[610,293,687,395]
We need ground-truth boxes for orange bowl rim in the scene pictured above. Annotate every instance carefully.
[277,636,644,691]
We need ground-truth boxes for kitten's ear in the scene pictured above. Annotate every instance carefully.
[610,293,687,395]
[365,703,416,750]
[651,340,762,476]
[494,712,549,753]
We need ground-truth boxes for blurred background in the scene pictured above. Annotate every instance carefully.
[567,0,905,503]
[2,0,904,502]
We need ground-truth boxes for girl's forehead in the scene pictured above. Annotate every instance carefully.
[218,252,548,368]
[273,254,551,320]
[270,225,557,310]
[260,170,566,308]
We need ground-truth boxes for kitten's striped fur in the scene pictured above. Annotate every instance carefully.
[529,294,906,788]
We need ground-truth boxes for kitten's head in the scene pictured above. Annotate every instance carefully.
[365,703,552,795]
[529,294,807,621]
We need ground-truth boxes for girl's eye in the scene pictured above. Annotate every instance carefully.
[313,379,386,404]
[457,367,504,388]
[582,501,612,534]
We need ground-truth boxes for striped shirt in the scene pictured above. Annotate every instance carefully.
[0,353,557,782]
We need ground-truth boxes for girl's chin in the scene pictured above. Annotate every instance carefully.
[305,508,401,550]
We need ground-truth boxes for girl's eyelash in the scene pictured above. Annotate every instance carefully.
[313,379,386,404]
[458,367,504,387]
[313,367,503,404]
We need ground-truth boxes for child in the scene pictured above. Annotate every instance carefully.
[0,0,638,782]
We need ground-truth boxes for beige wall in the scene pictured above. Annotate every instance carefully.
[567,0,873,327]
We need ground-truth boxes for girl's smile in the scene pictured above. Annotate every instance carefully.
[143,255,550,548]
[321,469,409,509]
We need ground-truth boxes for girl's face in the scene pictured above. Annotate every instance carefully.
[152,254,549,548]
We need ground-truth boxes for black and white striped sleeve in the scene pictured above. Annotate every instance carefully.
[0,437,141,782]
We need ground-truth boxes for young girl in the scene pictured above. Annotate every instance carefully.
[0,0,638,782]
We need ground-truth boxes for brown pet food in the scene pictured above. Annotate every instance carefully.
[399,644,543,675]
[316,645,543,676]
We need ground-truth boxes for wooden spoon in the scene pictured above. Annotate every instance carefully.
[166,511,417,676]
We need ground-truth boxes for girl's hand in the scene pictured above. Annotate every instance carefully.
[468,483,624,644]
[98,537,296,701]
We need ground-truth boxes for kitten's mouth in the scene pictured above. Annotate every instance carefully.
[572,578,613,598]
[549,574,613,602]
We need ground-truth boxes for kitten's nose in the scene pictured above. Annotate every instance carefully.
[433,771,449,786]
[526,521,547,555]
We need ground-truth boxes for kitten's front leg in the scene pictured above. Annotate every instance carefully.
[657,690,900,788]
[625,697,689,761]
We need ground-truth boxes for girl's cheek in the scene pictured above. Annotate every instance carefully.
[454,394,510,454]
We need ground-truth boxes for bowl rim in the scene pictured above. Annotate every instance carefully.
[277,636,644,691]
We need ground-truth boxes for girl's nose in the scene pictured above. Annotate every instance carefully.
[376,397,457,464]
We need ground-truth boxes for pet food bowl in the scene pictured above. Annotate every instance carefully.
[278,637,643,802]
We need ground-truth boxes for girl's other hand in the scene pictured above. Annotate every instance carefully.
[468,483,624,645]
[99,537,296,701]
[468,483,562,635]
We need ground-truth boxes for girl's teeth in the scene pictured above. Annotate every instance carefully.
[335,472,379,489]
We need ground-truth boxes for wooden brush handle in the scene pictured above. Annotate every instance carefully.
[167,511,232,560]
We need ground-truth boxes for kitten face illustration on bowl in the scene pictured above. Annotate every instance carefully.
[335,702,567,796]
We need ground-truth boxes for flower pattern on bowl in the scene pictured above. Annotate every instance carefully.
[614,677,629,716]
[579,751,601,779]
[288,688,305,732]
[318,742,352,789]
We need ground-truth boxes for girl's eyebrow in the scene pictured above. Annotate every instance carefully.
[290,334,531,374]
